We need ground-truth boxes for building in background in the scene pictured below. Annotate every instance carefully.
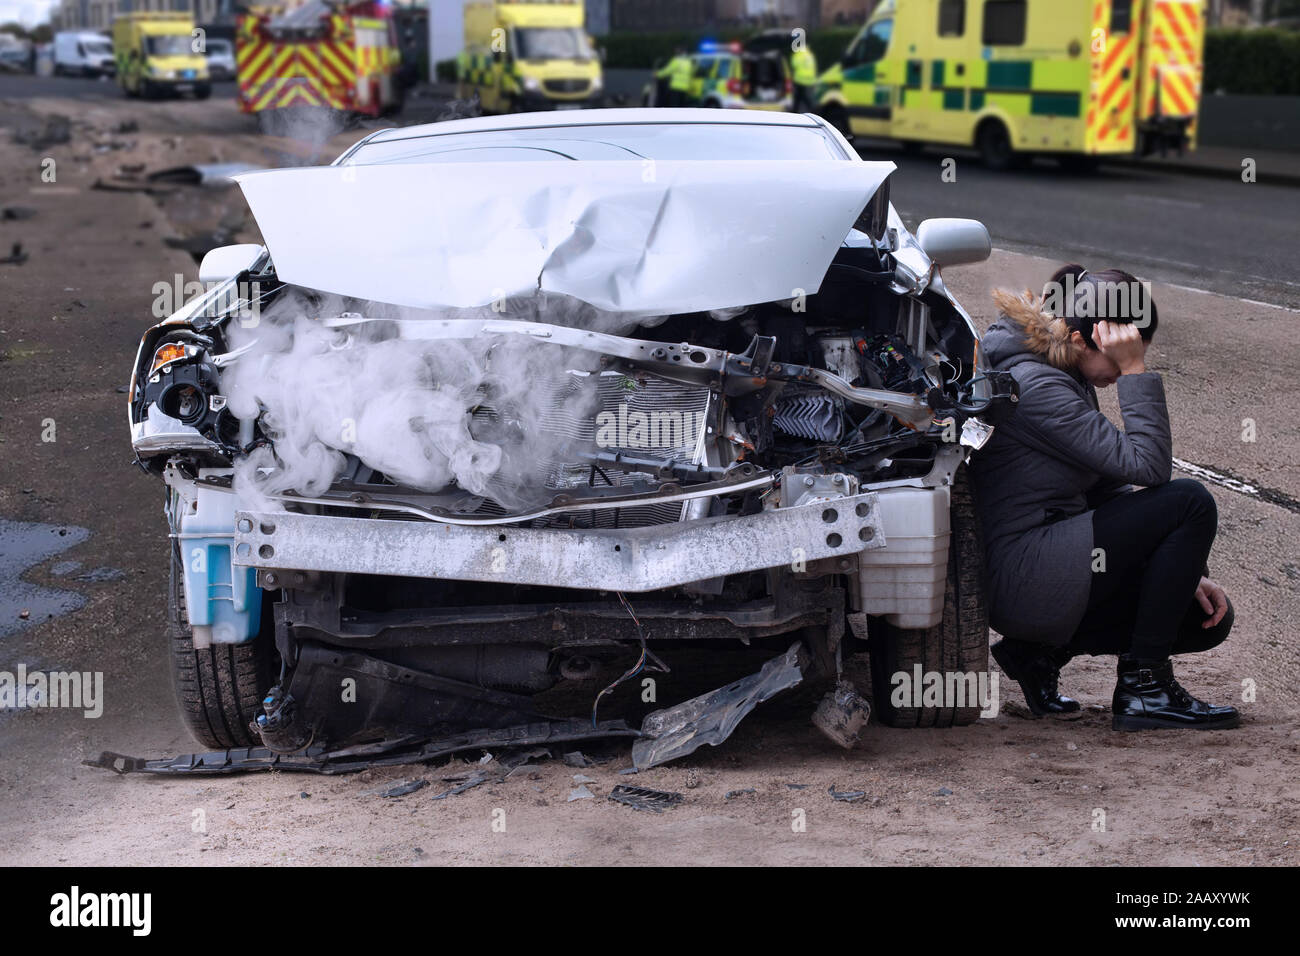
[606,0,717,31]
[55,1,230,32]
[819,0,873,26]
[584,0,875,33]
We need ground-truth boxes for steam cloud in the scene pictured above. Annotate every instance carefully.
[222,291,651,513]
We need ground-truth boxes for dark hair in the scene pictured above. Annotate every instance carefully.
[1041,264,1159,349]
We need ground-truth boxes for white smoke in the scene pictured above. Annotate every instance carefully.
[222,289,651,513]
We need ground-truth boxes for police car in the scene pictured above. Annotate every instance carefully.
[645,42,792,111]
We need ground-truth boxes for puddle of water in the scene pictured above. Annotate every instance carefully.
[0,519,92,639]
[75,567,125,583]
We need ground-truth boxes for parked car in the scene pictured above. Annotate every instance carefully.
[127,109,1015,770]
[53,30,115,76]
[204,38,235,81]
[0,42,32,73]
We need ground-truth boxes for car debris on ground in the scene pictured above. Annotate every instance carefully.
[827,784,868,803]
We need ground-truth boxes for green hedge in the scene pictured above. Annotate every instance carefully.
[599,27,1300,97]
[1203,29,1300,96]
[599,28,858,72]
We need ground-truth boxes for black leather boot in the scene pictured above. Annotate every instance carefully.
[1112,656,1240,731]
[991,639,1080,716]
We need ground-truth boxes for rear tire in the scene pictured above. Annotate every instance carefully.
[167,541,274,749]
[821,103,853,142]
[868,467,989,728]
[1058,153,1101,174]
[977,119,1018,171]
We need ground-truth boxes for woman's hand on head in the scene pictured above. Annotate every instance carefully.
[1195,577,1229,628]
[1094,320,1147,376]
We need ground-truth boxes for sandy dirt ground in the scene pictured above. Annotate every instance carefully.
[0,93,1296,866]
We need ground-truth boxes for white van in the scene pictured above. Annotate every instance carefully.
[53,31,115,77]
[204,38,235,81]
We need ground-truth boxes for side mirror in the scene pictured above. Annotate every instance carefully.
[915,218,991,267]
[199,243,264,285]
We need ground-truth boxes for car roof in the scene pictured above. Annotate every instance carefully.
[338,108,851,166]
[357,107,822,147]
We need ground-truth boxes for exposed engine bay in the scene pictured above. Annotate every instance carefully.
[134,241,1007,517]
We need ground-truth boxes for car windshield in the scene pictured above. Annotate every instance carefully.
[514,27,594,61]
[146,35,193,56]
[206,40,231,55]
[345,123,847,164]
[82,40,112,55]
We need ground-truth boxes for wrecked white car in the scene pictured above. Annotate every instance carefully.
[121,109,1016,775]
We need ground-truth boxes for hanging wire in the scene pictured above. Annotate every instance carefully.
[590,592,650,728]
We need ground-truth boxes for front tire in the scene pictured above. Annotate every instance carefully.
[167,542,274,749]
[868,467,989,727]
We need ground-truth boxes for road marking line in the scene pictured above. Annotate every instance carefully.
[1122,193,1203,208]
[1173,457,1300,515]
[1163,283,1300,313]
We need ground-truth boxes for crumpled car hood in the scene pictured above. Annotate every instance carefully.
[233,159,895,314]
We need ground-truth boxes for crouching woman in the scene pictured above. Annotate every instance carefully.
[969,265,1239,730]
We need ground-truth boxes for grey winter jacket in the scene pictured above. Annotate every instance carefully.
[968,303,1173,646]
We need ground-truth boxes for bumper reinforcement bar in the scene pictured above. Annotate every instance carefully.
[233,491,885,592]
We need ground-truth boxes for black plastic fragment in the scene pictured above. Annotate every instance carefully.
[608,784,683,813]
[381,778,429,798]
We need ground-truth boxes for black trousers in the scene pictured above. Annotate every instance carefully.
[1064,478,1232,659]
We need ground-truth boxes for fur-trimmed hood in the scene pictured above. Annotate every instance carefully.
[984,289,1078,373]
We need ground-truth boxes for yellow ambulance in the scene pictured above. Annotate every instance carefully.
[457,0,603,113]
[113,12,211,100]
[815,0,1206,168]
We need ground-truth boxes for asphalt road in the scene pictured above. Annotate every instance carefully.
[874,141,1300,312]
